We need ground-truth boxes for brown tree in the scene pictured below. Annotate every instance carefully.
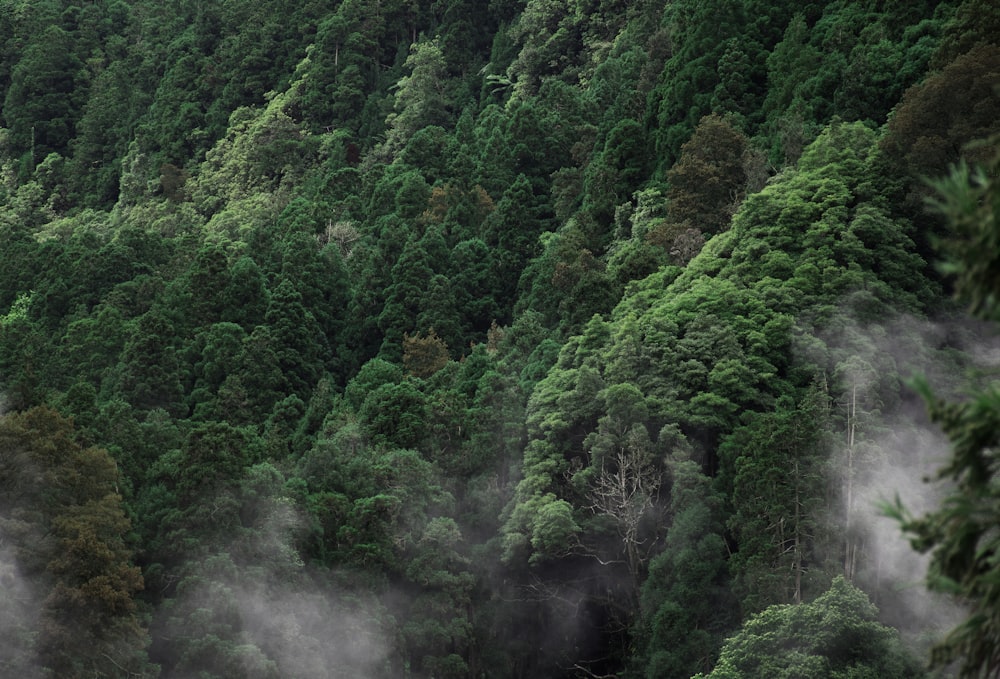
[0,407,152,678]
[881,45,1000,198]
[649,114,749,263]
[403,328,451,378]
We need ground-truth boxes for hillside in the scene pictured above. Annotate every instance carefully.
[1,1,999,677]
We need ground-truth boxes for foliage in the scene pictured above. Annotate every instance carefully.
[694,576,926,678]
[0,407,153,678]
[635,453,736,678]
[722,383,836,613]
[0,1,977,676]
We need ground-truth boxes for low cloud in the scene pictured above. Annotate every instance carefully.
[0,540,41,678]
[159,495,393,679]
[810,308,997,655]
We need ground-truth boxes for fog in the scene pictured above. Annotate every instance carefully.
[812,308,999,658]
[157,495,393,679]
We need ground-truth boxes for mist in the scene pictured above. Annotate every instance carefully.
[0,540,41,678]
[812,308,998,659]
[155,492,393,679]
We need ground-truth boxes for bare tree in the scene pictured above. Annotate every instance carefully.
[584,436,663,597]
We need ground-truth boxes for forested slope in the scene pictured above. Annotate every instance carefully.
[0,1,999,677]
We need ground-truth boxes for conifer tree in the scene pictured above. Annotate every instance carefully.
[0,407,153,678]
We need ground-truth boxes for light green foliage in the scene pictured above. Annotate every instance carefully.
[528,495,581,563]
[504,0,578,99]
[0,290,32,326]
[502,117,935,671]
[191,81,317,219]
[695,577,925,679]
[381,38,452,159]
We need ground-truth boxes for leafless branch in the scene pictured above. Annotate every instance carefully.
[568,661,619,678]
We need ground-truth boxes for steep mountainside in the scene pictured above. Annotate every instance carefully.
[0,1,999,677]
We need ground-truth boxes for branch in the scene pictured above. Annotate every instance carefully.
[101,653,143,678]
[569,662,618,678]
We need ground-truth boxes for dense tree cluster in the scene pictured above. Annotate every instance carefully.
[0,1,998,677]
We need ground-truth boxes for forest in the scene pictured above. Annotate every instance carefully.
[0,0,999,677]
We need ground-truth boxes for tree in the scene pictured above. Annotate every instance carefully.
[381,38,452,159]
[503,0,578,99]
[3,25,85,172]
[299,7,376,133]
[635,453,736,679]
[722,383,835,613]
[578,382,661,594]
[879,43,1000,256]
[648,0,757,168]
[263,277,328,399]
[403,328,450,378]
[926,143,1000,321]
[358,379,430,450]
[219,255,269,331]
[39,488,149,679]
[68,55,150,208]
[582,118,651,228]
[0,407,153,678]
[694,576,925,678]
[711,36,767,128]
[759,13,823,165]
[482,173,548,314]
[117,307,187,415]
[648,113,748,263]
[401,517,476,678]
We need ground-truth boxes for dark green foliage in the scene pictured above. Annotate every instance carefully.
[0,2,974,677]
[932,0,1000,68]
[648,0,764,169]
[2,25,85,171]
[117,307,187,415]
[880,43,1000,253]
[721,384,836,613]
[359,379,430,450]
[264,277,329,399]
[927,140,1000,320]
[583,117,651,228]
[635,454,737,678]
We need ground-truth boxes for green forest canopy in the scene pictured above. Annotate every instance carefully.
[0,0,999,677]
